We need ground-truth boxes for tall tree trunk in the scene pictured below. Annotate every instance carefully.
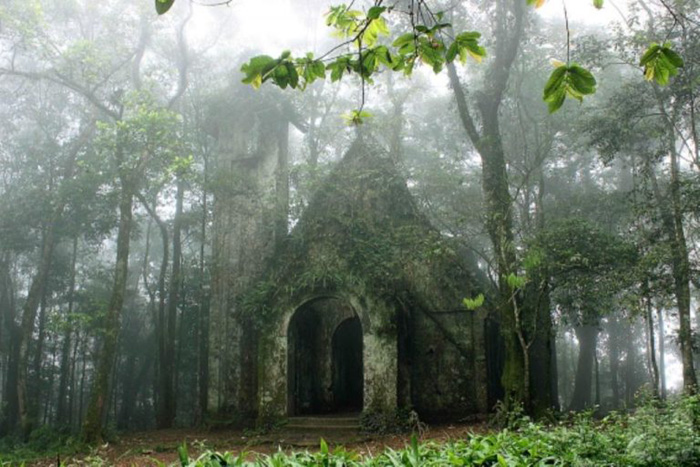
[445,0,538,411]
[197,157,209,424]
[162,177,185,428]
[657,308,667,399]
[0,257,19,436]
[668,148,697,394]
[31,286,49,423]
[17,225,56,437]
[608,318,621,409]
[644,293,660,398]
[650,95,698,394]
[82,179,134,443]
[138,195,170,428]
[57,236,78,425]
[569,324,598,411]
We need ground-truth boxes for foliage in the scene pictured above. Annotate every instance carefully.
[530,219,637,326]
[172,396,700,466]
[639,42,684,85]
[543,63,597,113]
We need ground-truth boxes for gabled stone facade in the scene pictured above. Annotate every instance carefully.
[209,136,492,425]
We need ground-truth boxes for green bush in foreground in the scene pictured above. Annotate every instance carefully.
[174,396,700,467]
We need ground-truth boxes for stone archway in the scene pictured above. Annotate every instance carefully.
[331,316,363,411]
[287,297,363,415]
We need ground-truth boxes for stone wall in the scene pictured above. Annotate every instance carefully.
[207,93,289,422]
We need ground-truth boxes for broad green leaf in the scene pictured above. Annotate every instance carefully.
[640,43,684,85]
[155,0,175,15]
[543,63,597,112]
[367,6,386,20]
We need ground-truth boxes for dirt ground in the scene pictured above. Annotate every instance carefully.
[29,422,489,466]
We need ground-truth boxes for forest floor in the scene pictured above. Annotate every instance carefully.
[29,422,489,466]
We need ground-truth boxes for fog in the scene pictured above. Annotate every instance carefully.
[0,0,697,448]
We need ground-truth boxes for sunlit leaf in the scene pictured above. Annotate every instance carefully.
[463,293,485,310]
[526,0,547,8]
[341,109,373,126]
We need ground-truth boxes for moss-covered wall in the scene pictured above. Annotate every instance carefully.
[207,87,289,423]
[215,139,491,425]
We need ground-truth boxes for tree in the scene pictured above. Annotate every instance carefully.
[533,219,636,410]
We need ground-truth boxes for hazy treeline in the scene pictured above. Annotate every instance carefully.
[0,0,699,442]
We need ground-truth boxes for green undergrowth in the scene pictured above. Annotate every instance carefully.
[1,396,698,466]
[172,396,700,467]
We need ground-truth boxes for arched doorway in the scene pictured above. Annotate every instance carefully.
[331,317,363,411]
[287,298,363,415]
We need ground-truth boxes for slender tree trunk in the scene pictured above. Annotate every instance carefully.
[57,236,78,425]
[17,226,56,437]
[594,351,600,408]
[31,286,49,423]
[162,178,185,428]
[569,324,598,411]
[197,156,209,424]
[82,178,134,443]
[0,257,19,436]
[668,149,697,394]
[608,318,621,409]
[657,308,667,399]
[650,96,698,394]
[138,195,170,428]
[644,293,660,398]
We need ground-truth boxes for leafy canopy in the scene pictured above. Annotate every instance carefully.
[156,0,684,114]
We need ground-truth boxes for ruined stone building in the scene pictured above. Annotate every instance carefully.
[207,90,494,425]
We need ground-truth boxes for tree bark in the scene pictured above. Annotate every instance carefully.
[608,318,621,409]
[82,178,134,443]
[138,195,170,429]
[17,225,56,437]
[197,156,209,424]
[644,293,660,398]
[0,257,19,436]
[56,236,78,425]
[657,308,667,399]
[162,177,185,428]
[446,0,541,412]
[569,324,598,411]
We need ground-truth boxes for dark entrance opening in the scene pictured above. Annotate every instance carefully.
[331,317,363,411]
[287,298,363,415]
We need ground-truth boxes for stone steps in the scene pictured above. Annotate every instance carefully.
[284,414,361,434]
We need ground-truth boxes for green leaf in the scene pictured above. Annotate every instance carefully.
[640,43,684,85]
[342,109,372,125]
[593,0,604,9]
[392,33,415,49]
[463,293,485,310]
[367,6,386,20]
[506,273,526,290]
[177,443,189,466]
[155,0,175,15]
[543,64,597,112]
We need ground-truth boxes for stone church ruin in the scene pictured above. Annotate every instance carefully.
[206,90,496,426]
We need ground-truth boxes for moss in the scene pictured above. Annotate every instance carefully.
[359,408,422,434]
[239,140,483,332]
